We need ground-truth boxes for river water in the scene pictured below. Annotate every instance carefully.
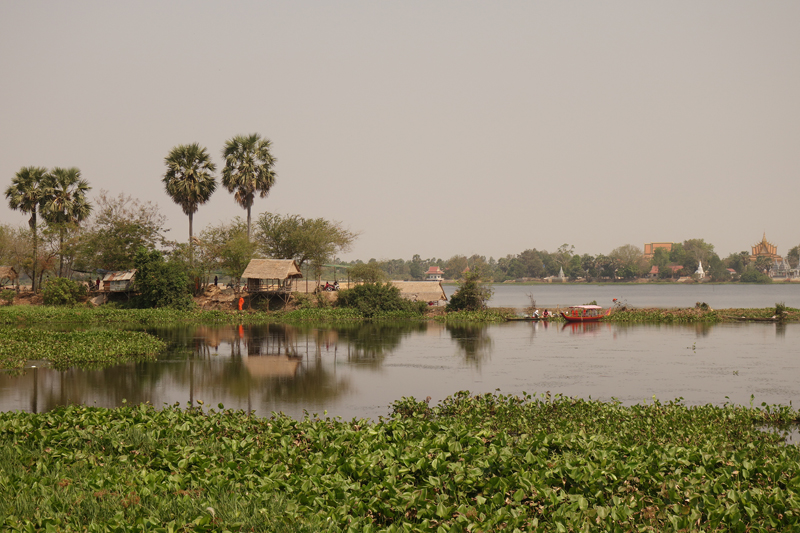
[447,282,800,309]
[2,317,797,421]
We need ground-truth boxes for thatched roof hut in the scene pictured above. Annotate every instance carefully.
[390,281,447,304]
[242,259,303,292]
[0,266,18,286]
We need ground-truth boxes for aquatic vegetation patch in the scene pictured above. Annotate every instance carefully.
[0,326,166,370]
[436,309,507,322]
[3,392,798,531]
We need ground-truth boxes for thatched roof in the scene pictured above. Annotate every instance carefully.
[242,259,302,280]
[245,355,301,378]
[391,281,447,302]
[0,266,18,281]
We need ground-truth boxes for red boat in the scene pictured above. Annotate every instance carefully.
[560,305,612,323]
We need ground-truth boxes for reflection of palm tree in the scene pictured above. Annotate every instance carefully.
[221,133,276,240]
[41,167,92,277]
[446,323,493,366]
[5,166,48,291]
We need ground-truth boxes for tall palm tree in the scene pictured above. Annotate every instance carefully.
[5,166,48,291]
[221,133,277,240]
[41,167,92,277]
[162,143,217,245]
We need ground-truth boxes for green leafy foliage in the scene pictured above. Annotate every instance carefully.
[0,289,14,305]
[41,277,88,306]
[740,267,773,283]
[0,326,165,370]
[2,393,800,531]
[337,282,425,318]
[132,248,194,309]
[446,271,493,311]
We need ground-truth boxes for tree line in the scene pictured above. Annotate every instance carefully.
[344,239,800,284]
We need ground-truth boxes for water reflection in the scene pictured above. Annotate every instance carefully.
[1,321,797,420]
[445,323,493,366]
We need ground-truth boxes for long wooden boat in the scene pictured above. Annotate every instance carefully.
[560,305,612,323]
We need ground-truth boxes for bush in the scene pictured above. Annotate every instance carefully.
[446,272,493,312]
[740,268,772,283]
[132,248,194,309]
[41,278,88,306]
[1,289,15,306]
[337,282,425,318]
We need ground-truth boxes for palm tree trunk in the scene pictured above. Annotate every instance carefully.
[30,213,37,293]
[58,228,65,277]
[189,212,194,266]
[246,206,251,241]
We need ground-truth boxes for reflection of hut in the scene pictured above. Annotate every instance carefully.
[244,355,301,378]
[390,281,448,304]
[102,270,136,292]
[0,266,18,287]
[242,259,302,293]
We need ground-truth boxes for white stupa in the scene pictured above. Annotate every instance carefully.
[695,261,705,279]
[558,266,565,280]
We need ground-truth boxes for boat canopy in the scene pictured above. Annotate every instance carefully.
[569,305,603,310]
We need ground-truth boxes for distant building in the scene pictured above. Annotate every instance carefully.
[424,266,444,281]
[102,270,136,292]
[644,242,674,260]
[749,233,782,263]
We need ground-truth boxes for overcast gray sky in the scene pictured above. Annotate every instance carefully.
[2,1,799,262]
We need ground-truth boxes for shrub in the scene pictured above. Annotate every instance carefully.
[41,278,88,306]
[337,282,425,318]
[0,289,15,306]
[132,248,194,309]
[446,271,493,312]
[740,268,772,283]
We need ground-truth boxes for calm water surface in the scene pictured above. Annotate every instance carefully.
[2,320,797,420]
[458,283,800,309]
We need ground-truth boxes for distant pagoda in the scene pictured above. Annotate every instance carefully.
[749,233,782,262]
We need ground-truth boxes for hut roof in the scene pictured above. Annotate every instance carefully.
[0,266,18,280]
[242,259,302,280]
[244,355,301,378]
[102,269,136,282]
[390,281,448,302]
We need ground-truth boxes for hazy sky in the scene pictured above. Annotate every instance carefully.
[2,1,799,262]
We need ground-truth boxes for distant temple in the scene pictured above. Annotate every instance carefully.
[643,242,674,260]
[749,233,782,263]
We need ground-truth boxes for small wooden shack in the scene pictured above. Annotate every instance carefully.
[391,281,448,305]
[241,259,303,293]
[102,270,136,292]
[0,266,18,288]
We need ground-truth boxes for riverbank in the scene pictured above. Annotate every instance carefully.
[1,391,798,531]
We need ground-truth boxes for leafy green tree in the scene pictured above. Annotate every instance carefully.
[446,271,494,311]
[723,251,749,274]
[198,218,257,286]
[163,143,217,247]
[73,192,167,271]
[787,246,799,269]
[349,262,387,283]
[740,267,772,283]
[682,238,716,266]
[221,133,277,240]
[610,244,646,278]
[707,254,730,282]
[5,166,48,292]
[651,247,671,268]
[444,255,468,280]
[255,213,358,284]
[133,248,193,309]
[41,167,92,277]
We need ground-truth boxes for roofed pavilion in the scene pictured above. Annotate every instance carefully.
[749,233,782,262]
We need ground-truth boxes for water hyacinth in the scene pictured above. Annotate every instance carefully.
[1,392,799,531]
[0,326,166,370]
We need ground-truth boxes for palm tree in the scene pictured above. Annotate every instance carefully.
[221,133,277,240]
[162,143,217,245]
[41,167,92,277]
[5,166,48,291]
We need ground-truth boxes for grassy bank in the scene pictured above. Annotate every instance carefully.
[1,392,799,531]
